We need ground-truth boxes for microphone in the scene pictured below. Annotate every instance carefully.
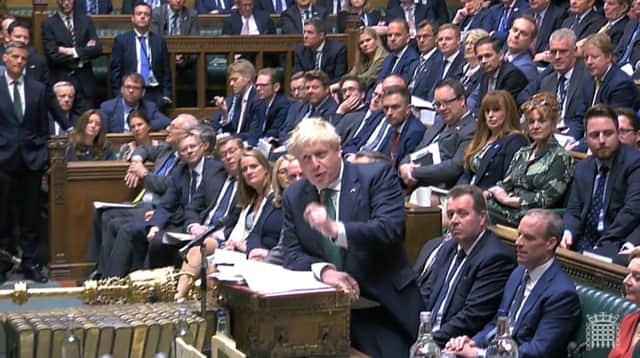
[179,215,235,257]
[0,248,22,266]
[567,341,587,358]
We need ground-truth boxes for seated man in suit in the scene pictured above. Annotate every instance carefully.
[341,81,385,154]
[332,75,368,144]
[111,2,172,109]
[195,0,233,13]
[281,0,328,34]
[359,85,425,165]
[414,232,452,294]
[2,21,48,85]
[560,0,606,41]
[421,185,516,347]
[255,0,293,14]
[580,32,639,112]
[100,72,171,132]
[451,0,493,33]
[50,81,77,135]
[282,117,425,356]
[617,107,640,149]
[74,0,112,14]
[488,0,530,41]
[87,114,198,279]
[210,59,261,140]
[445,209,581,357]
[222,0,275,34]
[602,0,629,46]
[385,0,437,38]
[505,15,541,103]
[399,79,476,189]
[386,0,449,26]
[409,20,443,102]
[471,35,528,108]
[614,0,640,70]
[527,0,566,63]
[248,67,291,145]
[292,18,347,83]
[540,28,587,143]
[562,104,640,265]
[436,24,465,80]
[376,18,419,83]
[276,71,308,145]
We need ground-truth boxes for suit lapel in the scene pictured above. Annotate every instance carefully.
[338,162,360,223]
[513,262,559,334]
[302,181,326,254]
[0,76,19,124]
[423,120,445,145]
[474,140,503,180]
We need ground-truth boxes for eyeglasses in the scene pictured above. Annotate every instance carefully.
[433,96,459,109]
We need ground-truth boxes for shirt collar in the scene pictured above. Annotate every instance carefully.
[458,229,486,256]
[394,44,409,57]
[528,257,554,284]
[134,29,149,37]
[422,47,438,61]
[445,50,460,63]
[560,66,574,81]
[59,11,74,20]
[315,40,326,53]
[191,156,205,177]
[5,71,23,84]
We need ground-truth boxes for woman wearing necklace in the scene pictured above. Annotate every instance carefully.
[64,109,115,161]
[485,92,574,227]
[459,90,527,189]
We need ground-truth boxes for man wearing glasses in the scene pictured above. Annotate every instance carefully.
[399,79,475,189]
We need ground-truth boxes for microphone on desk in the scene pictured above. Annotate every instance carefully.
[179,215,235,258]
[0,248,22,266]
[567,341,587,358]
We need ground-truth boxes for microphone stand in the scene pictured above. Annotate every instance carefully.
[199,242,207,318]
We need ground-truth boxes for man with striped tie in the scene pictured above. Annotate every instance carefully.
[444,209,580,357]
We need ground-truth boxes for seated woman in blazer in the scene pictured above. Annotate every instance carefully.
[175,150,283,299]
[458,90,527,189]
[65,109,115,161]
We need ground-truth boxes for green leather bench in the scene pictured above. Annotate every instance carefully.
[571,284,638,357]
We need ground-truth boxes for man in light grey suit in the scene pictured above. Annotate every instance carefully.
[399,79,475,189]
[540,28,587,141]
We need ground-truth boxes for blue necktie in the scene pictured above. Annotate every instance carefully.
[138,36,150,85]
[275,0,282,13]
[208,177,237,224]
[581,166,609,250]
[621,23,640,64]
[189,170,198,203]
[498,7,509,32]
[431,248,466,324]
[508,270,529,326]
[157,153,176,177]
[227,95,240,126]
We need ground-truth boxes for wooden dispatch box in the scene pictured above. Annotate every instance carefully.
[216,282,351,357]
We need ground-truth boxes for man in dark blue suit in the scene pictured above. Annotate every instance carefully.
[560,0,606,40]
[489,0,530,41]
[421,185,516,347]
[602,0,628,47]
[210,59,262,141]
[0,21,49,85]
[562,105,640,265]
[292,18,347,83]
[195,0,233,13]
[282,117,424,357]
[436,24,466,80]
[281,0,328,34]
[376,18,419,84]
[451,0,494,32]
[332,75,368,144]
[505,15,541,103]
[222,0,276,34]
[615,10,640,68]
[74,0,112,14]
[341,82,385,154]
[49,81,78,135]
[526,0,566,62]
[247,68,291,145]
[111,2,172,109]
[409,20,442,102]
[99,72,171,132]
[580,32,639,111]
[255,0,293,14]
[445,209,580,357]
[0,42,49,283]
[386,0,449,26]
[41,0,102,111]
[385,0,437,38]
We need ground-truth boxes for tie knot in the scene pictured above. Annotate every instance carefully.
[66,15,72,21]
[320,188,335,203]
[456,248,467,259]
[12,80,20,86]
[599,165,609,174]
[138,35,146,41]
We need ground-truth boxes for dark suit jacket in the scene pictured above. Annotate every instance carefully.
[99,96,171,132]
[385,4,436,28]
[489,0,530,41]
[458,133,528,190]
[122,0,166,14]
[377,45,420,84]
[459,7,494,32]
[378,115,426,166]
[282,162,424,354]
[411,50,445,100]
[110,30,171,98]
[525,5,566,54]
[479,61,529,105]
[281,5,329,34]
[278,96,338,143]
[423,231,516,346]
[150,5,201,35]
[540,60,587,140]
[564,144,640,248]
[473,262,581,358]
[509,51,540,103]
[247,93,290,145]
[183,164,233,228]
[386,0,449,25]
[292,39,347,83]
[0,47,48,85]
[254,0,294,13]
[439,50,465,80]
[615,18,640,65]
[333,104,368,144]
[195,0,233,14]
[580,65,639,111]
[560,9,606,40]
[0,76,49,171]
[414,236,445,288]
[41,13,102,99]
[245,192,282,253]
[74,0,112,14]
[222,9,276,34]
[132,142,179,203]
[404,112,476,188]
[336,9,382,33]
[607,16,628,48]
[150,158,221,229]
[48,111,77,134]
[341,109,384,154]
[210,86,263,139]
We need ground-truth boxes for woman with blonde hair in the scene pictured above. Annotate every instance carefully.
[345,27,388,89]
[459,90,527,189]
[486,92,574,227]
